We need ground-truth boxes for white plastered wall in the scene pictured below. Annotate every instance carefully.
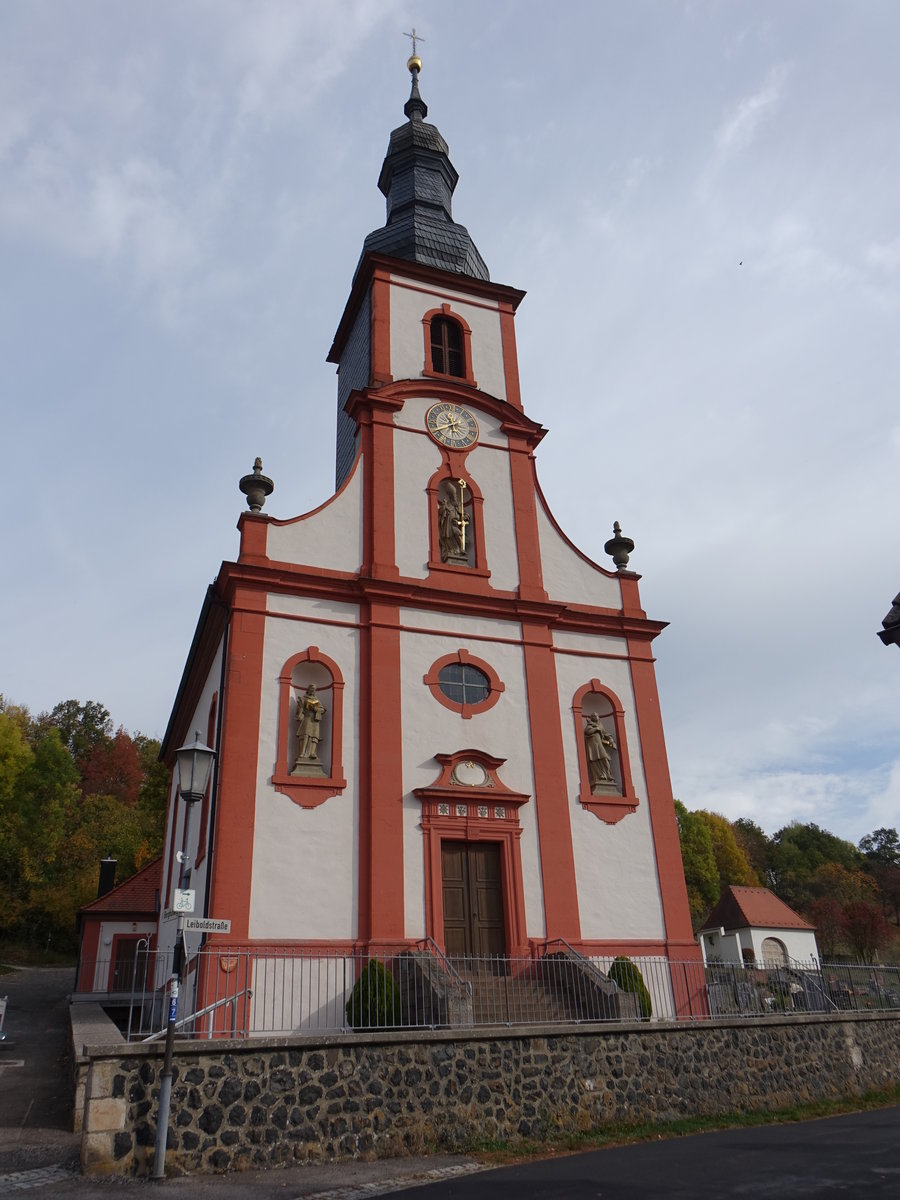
[157,637,224,972]
[749,927,820,965]
[265,461,363,572]
[388,276,507,401]
[397,608,544,941]
[536,499,622,609]
[553,634,666,942]
[248,599,360,941]
[90,920,157,992]
[393,397,520,591]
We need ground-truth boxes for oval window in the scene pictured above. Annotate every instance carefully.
[437,662,490,706]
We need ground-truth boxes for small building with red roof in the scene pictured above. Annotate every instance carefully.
[698,885,820,967]
[76,857,162,996]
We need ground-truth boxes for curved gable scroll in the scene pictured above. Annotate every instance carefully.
[572,679,638,824]
[273,647,346,808]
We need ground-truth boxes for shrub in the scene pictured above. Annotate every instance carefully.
[608,955,652,1020]
[345,959,402,1029]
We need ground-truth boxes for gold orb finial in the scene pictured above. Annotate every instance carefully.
[407,54,422,74]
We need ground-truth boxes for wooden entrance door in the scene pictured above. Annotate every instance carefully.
[441,841,506,957]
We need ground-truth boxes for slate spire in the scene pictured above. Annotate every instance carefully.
[358,57,489,281]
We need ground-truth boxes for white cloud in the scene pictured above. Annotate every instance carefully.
[714,63,789,157]
[865,236,900,272]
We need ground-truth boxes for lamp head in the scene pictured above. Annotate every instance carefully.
[175,732,216,803]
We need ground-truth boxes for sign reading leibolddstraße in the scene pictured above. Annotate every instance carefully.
[182,917,232,933]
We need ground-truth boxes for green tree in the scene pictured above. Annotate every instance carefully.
[770,822,862,909]
[345,960,402,1029]
[38,699,112,763]
[1,697,170,954]
[733,817,773,887]
[859,827,900,866]
[134,735,170,864]
[608,955,652,1020]
[1,728,81,943]
[674,801,720,926]
[0,711,36,927]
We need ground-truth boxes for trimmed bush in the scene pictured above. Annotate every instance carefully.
[345,959,402,1029]
[608,955,652,1020]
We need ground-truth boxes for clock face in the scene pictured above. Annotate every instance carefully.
[425,403,479,449]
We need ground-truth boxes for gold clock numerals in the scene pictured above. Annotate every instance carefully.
[425,403,479,449]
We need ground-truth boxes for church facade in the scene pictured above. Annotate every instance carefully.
[156,63,698,1013]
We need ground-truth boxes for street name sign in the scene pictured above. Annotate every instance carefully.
[183,917,232,933]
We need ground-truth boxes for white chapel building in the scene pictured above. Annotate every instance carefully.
[155,60,699,1017]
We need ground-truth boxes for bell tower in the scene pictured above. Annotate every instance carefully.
[158,55,699,997]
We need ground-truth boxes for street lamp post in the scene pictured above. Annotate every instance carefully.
[152,732,215,1182]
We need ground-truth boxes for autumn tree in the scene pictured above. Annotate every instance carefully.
[80,729,143,806]
[842,901,891,963]
[0,696,170,954]
[809,862,879,907]
[674,801,720,927]
[806,897,845,960]
[695,810,759,893]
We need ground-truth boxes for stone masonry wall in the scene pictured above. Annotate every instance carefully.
[78,1013,900,1176]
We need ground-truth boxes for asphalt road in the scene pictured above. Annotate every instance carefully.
[396,1106,900,1199]
[0,963,82,1181]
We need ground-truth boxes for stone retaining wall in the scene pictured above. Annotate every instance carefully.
[76,1012,900,1176]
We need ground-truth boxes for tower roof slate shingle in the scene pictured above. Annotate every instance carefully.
[356,65,488,282]
[698,885,814,934]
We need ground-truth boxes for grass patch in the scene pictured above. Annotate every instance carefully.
[0,942,75,969]
[460,1084,900,1165]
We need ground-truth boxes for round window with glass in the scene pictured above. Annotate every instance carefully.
[425,651,505,717]
[437,662,491,706]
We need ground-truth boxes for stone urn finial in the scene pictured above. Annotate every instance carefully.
[239,457,274,513]
[604,521,635,571]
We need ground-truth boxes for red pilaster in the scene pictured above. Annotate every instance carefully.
[498,300,523,412]
[370,268,393,386]
[358,597,406,947]
[506,433,547,603]
[207,587,266,942]
[521,618,581,942]
[626,626,698,958]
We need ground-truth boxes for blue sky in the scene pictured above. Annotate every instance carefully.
[3,1,899,844]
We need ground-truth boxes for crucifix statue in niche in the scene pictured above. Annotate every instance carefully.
[438,479,472,565]
[583,713,619,794]
[292,684,328,777]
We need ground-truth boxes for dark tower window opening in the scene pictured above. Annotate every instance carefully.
[430,316,464,377]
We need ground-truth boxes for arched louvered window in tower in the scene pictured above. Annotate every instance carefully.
[430,316,464,377]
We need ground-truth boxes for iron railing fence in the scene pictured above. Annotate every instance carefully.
[72,947,900,1042]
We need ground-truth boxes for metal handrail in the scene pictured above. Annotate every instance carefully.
[415,937,472,995]
[141,985,253,1042]
[542,937,619,988]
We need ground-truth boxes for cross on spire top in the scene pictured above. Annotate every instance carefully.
[403,27,425,57]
